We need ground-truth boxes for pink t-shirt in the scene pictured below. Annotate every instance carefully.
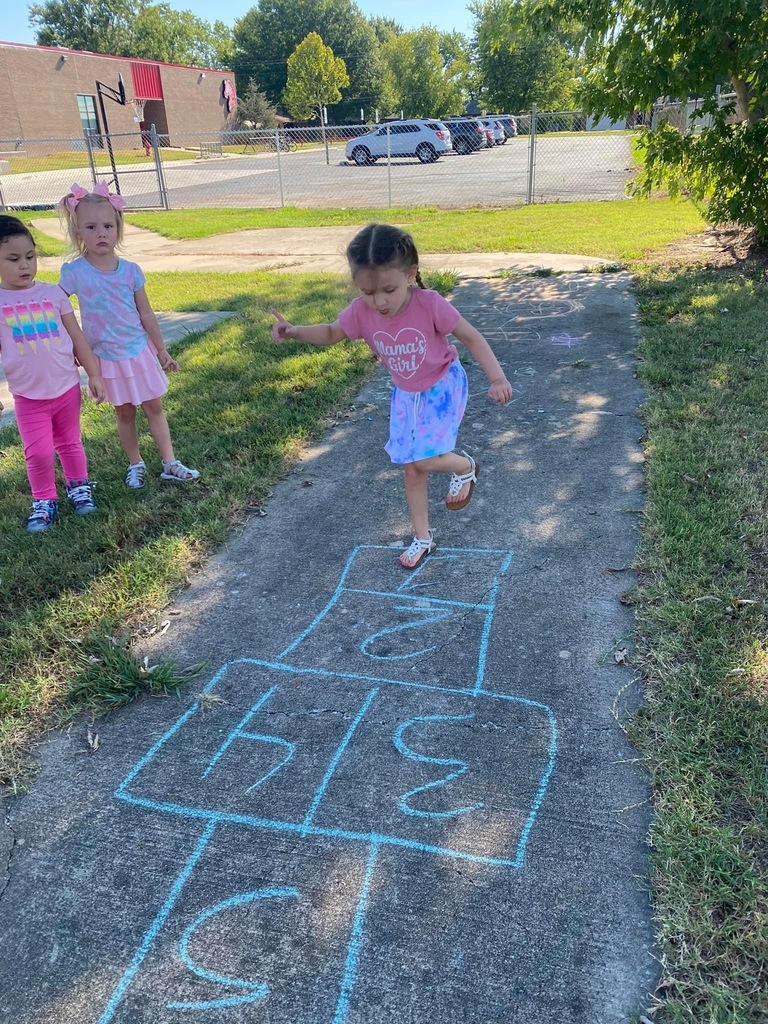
[338,288,461,393]
[0,282,80,400]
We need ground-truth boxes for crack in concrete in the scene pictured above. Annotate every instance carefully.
[0,800,17,903]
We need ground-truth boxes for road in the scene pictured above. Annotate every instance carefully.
[1,134,634,210]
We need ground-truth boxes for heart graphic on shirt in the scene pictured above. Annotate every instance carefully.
[371,327,427,380]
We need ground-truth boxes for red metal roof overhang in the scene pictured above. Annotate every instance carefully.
[130,61,163,101]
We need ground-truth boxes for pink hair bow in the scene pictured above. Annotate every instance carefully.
[93,181,126,211]
[66,181,126,212]
[65,183,89,211]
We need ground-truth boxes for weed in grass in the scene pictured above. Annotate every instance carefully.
[67,632,204,710]
[422,268,459,294]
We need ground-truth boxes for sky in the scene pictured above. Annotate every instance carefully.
[2,0,475,49]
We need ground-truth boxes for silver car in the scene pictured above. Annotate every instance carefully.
[346,119,452,165]
[478,118,506,145]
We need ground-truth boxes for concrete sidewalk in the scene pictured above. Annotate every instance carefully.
[33,218,615,277]
[0,270,657,1022]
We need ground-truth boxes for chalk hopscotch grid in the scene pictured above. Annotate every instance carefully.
[101,544,558,1023]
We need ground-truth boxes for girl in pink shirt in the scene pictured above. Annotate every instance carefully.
[0,216,105,532]
[272,223,512,568]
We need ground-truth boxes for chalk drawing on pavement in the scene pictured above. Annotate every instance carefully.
[98,545,558,1023]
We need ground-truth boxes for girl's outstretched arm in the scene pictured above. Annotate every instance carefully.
[61,311,106,403]
[272,310,347,346]
[451,316,513,404]
[135,286,179,372]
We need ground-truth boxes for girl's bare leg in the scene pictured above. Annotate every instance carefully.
[114,403,142,464]
[403,461,431,539]
[416,451,475,504]
[141,397,175,464]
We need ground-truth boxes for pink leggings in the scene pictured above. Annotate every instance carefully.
[14,383,89,499]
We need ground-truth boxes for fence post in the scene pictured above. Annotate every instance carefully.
[150,125,170,210]
[85,132,98,188]
[386,124,392,208]
[275,128,285,208]
[527,103,537,204]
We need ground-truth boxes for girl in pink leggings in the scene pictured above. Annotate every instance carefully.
[0,216,106,532]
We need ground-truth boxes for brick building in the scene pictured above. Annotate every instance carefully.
[0,41,236,148]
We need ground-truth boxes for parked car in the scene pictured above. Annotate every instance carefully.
[443,118,486,154]
[345,120,451,165]
[483,126,495,147]
[491,114,518,138]
[478,118,506,145]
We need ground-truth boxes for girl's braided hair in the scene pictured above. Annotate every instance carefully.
[346,223,425,288]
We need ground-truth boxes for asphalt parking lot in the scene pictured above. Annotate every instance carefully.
[2,133,634,210]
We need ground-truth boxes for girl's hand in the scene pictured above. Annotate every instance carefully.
[271,310,295,342]
[157,348,179,372]
[489,376,513,405]
[89,375,107,404]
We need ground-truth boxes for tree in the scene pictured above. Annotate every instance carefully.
[369,16,402,45]
[29,0,234,68]
[380,27,468,119]
[30,0,135,54]
[283,32,349,120]
[232,80,278,128]
[471,0,580,112]
[131,5,225,65]
[525,0,768,234]
[233,0,387,121]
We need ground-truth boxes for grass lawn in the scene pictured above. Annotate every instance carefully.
[631,261,768,1021]
[126,198,706,261]
[5,148,202,174]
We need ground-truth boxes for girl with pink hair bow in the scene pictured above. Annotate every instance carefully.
[58,183,199,489]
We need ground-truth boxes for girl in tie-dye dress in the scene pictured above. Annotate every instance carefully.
[58,183,199,490]
[272,224,513,569]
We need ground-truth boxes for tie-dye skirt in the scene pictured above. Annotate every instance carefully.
[385,359,468,464]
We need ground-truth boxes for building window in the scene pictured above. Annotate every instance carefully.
[76,95,102,147]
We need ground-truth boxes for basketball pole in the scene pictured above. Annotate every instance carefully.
[95,74,126,195]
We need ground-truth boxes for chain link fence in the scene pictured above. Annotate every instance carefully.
[0,111,639,212]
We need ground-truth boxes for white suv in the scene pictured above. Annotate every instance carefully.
[346,120,452,165]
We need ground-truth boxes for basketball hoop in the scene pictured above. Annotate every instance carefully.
[131,98,146,124]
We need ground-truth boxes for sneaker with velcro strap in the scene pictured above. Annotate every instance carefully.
[26,499,58,533]
[66,479,97,515]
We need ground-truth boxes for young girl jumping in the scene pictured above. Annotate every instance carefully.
[58,183,199,489]
[272,223,512,568]
[0,215,106,532]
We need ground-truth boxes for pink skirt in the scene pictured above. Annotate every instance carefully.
[98,344,169,407]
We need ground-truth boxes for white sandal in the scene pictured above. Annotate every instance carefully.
[161,459,200,482]
[446,451,480,511]
[400,531,436,570]
[126,461,146,489]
